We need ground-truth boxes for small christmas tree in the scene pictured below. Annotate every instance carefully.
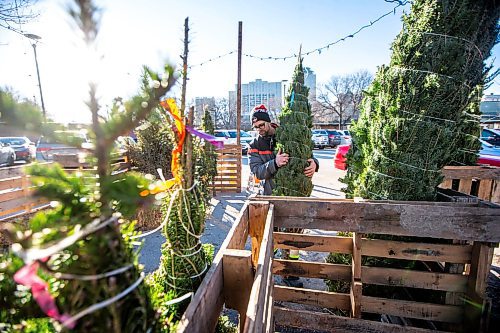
[344,0,500,201]
[273,51,314,197]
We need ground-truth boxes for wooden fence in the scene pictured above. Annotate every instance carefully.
[439,165,500,203]
[177,195,500,333]
[0,160,129,222]
[213,144,241,193]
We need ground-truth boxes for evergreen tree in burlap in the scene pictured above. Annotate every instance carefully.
[196,106,218,201]
[273,52,314,197]
[344,0,500,201]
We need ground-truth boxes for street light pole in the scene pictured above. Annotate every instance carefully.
[24,33,46,119]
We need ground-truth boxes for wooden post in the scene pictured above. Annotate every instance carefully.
[236,21,242,144]
[249,201,269,269]
[464,241,495,332]
[350,233,362,318]
[223,249,254,331]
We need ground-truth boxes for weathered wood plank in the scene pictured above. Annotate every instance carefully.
[441,165,500,180]
[0,177,22,192]
[351,233,362,318]
[274,307,449,333]
[177,198,252,332]
[0,188,28,202]
[274,232,352,253]
[262,198,500,242]
[477,179,493,201]
[458,178,473,195]
[227,203,249,250]
[273,259,351,281]
[248,201,269,268]
[274,285,350,310]
[361,238,473,263]
[362,266,468,292]
[244,204,274,333]
[362,296,463,323]
[223,249,253,331]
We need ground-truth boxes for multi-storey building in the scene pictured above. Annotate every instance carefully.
[229,79,285,129]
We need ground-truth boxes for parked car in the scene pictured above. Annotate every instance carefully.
[36,130,92,161]
[334,144,350,170]
[0,137,36,162]
[337,130,352,145]
[326,130,342,148]
[481,128,500,146]
[214,129,253,154]
[477,139,500,167]
[311,129,329,149]
[0,142,16,166]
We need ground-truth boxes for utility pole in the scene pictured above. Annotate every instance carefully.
[24,33,46,119]
[236,21,242,145]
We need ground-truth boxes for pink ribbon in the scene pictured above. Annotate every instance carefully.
[185,125,224,149]
[14,261,75,328]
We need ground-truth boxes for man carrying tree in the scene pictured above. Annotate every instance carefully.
[248,104,318,288]
[248,104,318,195]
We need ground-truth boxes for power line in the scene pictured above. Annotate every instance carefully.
[187,1,408,68]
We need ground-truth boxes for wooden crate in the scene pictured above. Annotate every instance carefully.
[439,165,500,203]
[177,195,500,333]
[213,144,241,193]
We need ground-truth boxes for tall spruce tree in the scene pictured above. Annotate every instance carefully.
[273,53,314,197]
[344,0,500,201]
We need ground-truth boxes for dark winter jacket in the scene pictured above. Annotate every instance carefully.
[249,127,319,195]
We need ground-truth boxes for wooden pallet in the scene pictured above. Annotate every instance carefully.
[177,195,500,333]
[213,144,241,193]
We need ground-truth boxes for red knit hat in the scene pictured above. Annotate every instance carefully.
[252,104,271,123]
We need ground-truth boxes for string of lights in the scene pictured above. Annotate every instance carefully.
[187,1,409,68]
[243,1,408,61]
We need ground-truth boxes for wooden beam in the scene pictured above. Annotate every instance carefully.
[227,202,249,250]
[463,241,495,331]
[274,307,449,333]
[273,259,351,280]
[361,238,473,263]
[274,232,352,253]
[244,204,274,333]
[177,199,252,332]
[458,179,473,195]
[351,233,362,318]
[263,198,500,242]
[441,165,500,180]
[223,249,253,331]
[477,179,493,201]
[362,266,468,292]
[274,285,350,310]
[362,296,463,323]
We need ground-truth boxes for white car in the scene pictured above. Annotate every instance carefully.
[338,130,352,145]
[214,130,253,154]
[312,129,329,149]
[0,141,16,166]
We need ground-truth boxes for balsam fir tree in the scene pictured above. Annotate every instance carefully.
[273,52,314,197]
[0,1,177,331]
[344,0,500,201]
[197,105,218,200]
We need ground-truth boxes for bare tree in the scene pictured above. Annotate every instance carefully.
[350,70,373,120]
[0,0,38,33]
[315,70,372,129]
[213,97,236,129]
